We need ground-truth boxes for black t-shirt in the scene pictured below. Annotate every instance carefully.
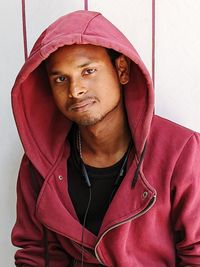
[67,128,128,235]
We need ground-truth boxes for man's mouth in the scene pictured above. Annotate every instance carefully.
[68,99,96,112]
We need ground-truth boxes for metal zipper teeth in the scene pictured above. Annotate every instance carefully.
[41,224,97,260]
[71,240,97,259]
[94,195,157,265]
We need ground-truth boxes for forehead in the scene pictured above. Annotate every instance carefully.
[47,44,109,67]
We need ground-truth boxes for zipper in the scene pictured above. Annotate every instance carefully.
[73,258,78,265]
[94,194,157,265]
[41,224,98,263]
[71,240,97,259]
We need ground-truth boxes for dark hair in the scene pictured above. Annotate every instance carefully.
[106,48,121,66]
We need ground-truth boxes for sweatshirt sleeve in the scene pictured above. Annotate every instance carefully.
[11,155,72,267]
[170,133,200,265]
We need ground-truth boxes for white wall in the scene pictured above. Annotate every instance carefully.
[155,0,200,131]
[1,1,200,266]
[0,1,24,266]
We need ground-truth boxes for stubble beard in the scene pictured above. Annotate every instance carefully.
[76,114,104,126]
[75,98,122,126]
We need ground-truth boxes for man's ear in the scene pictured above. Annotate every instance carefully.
[115,55,130,85]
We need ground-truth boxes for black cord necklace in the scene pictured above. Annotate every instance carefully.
[76,129,132,267]
[77,129,132,192]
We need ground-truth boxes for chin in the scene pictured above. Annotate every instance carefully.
[75,115,104,126]
[78,118,101,126]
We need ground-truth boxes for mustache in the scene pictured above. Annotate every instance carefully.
[67,97,98,111]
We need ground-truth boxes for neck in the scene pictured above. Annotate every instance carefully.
[78,103,131,167]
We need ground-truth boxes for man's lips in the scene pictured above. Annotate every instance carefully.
[68,99,96,112]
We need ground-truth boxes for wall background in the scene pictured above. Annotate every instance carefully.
[1,1,200,266]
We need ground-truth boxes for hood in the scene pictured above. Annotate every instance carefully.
[12,10,154,177]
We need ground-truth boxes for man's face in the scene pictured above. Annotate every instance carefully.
[46,44,124,126]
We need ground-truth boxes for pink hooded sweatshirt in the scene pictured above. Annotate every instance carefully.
[11,10,200,266]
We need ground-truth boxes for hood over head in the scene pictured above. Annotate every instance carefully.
[12,10,154,177]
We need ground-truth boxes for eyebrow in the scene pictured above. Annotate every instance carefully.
[77,61,93,68]
[48,60,95,76]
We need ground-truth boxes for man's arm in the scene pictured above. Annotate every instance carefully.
[11,155,71,267]
[171,133,200,265]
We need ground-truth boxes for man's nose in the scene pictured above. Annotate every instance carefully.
[68,80,87,98]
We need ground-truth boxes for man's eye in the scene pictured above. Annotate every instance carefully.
[55,76,67,83]
[83,68,96,75]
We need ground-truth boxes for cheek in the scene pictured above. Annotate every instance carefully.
[52,90,67,111]
[101,81,121,101]
[97,87,121,113]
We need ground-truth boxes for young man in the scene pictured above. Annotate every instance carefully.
[11,10,200,266]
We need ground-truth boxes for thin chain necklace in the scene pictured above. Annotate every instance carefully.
[77,129,83,159]
[77,128,132,179]
[76,129,91,267]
